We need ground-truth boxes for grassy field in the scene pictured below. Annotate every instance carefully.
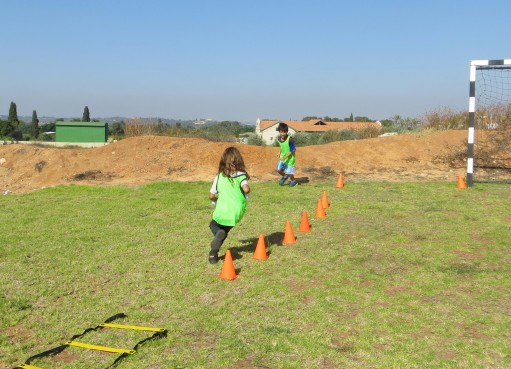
[1,181,510,369]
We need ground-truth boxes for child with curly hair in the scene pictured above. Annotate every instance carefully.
[208,147,250,264]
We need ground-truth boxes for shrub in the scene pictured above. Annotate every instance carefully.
[291,132,318,146]
[357,126,381,139]
[247,134,265,146]
[318,130,341,144]
[124,118,161,137]
[421,107,468,130]
[338,129,359,141]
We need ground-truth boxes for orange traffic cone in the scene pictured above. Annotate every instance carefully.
[219,249,237,280]
[315,198,326,218]
[253,234,269,260]
[457,175,467,189]
[321,191,330,209]
[282,220,297,245]
[298,210,311,232]
[336,174,344,188]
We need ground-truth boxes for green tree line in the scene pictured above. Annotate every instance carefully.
[1,101,476,145]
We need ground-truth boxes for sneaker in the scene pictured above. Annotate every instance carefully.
[211,229,226,250]
[208,250,219,264]
[288,180,298,187]
[279,175,289,186]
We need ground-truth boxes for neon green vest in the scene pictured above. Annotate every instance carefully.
[212,173,248,226]
[278,136,296,166]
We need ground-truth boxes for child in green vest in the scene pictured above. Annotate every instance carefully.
[276,122,298,187]
[208,147,251,264]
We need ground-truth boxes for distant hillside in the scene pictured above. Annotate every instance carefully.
[0,116,255,126]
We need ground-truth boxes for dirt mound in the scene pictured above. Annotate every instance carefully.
[0,130,468,194]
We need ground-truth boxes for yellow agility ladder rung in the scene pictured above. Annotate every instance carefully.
[66,341,136,354]
[99,322,166,333]
[17,364,45,369]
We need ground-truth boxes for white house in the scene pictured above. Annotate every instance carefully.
[255,118,382,145]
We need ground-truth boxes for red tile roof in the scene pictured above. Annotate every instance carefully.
[259,119,381,132]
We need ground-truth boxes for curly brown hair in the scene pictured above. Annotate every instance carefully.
[218,147,250,179]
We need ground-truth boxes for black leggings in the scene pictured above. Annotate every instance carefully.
[209,220,233,248]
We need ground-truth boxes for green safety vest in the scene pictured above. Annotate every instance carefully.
[212,173,248,226]
[278,136,296,166]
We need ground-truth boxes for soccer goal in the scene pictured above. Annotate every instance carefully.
[466,59,511,187]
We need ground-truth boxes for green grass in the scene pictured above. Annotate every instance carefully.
[1,181,510,369]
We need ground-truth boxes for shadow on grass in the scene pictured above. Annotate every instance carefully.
[229,232,286,260]
[295,176,310,184]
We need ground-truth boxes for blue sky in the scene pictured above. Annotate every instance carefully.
[1,0,509,123]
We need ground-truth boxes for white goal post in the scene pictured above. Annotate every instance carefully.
[467,59,511,187]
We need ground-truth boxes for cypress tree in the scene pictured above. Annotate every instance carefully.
[82,106,90,122]
[31,110,40,139]
[8,102,18,124]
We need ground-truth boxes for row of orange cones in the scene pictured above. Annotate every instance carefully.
[221,173,469,280]
[220,187,336,280]
[220,174,469,280]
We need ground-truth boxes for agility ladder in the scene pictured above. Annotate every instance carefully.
[14,313,167,369]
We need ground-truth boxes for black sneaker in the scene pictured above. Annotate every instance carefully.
[208,250,219,264]
[211,229,226,250]
[279,175,289,186]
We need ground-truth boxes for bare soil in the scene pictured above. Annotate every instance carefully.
[0,130,469,194]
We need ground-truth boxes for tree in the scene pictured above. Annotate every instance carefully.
[354,116,371,122]
[350,113,354,122]
[8,102,18,124]
[31,110,40,139]
[380,119,395,129]
[389,115,420,131]
[0,119,15,137]
[323,116,343,122]
[302,116,321,121]
[82,106,90,122]
[110,121,125,136]
[39,121,56,133]
[247,133,265,146]
[6,102,22,140]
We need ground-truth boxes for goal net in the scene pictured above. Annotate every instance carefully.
[467,59,511,186]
